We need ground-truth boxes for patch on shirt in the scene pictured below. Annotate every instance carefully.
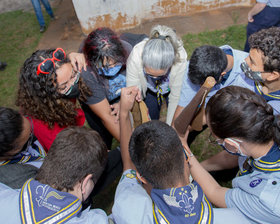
[121,170,137,181]
[249,178,262,188]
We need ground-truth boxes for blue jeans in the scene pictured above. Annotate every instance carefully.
[31,0,54,27]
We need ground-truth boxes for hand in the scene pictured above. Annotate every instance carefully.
[68,52,87,72]
[248,12,254,22]
[111,102,120,123]
[120,86,141,114]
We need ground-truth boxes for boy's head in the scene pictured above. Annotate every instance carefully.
[188,45,228,85]
[244,27,280,82]
[0,107,31,159]
[129,120,186,189]
[35,126,107,200]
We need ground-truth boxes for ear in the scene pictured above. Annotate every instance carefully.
[136,171,148,185]
[266,71,280,81]
[81,174,93,194]
[220,71,226,77]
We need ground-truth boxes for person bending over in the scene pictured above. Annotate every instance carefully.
[0,126,110,223]
[112,86,213,224]
[187,86,280,224]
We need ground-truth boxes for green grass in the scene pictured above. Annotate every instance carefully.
[0,10,50,108]
[182,24,246,58]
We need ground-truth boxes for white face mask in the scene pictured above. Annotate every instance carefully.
[217,138,247,157]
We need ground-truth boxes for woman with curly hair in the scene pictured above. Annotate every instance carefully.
[69,27,132,148]
[16,48,92,152]
[126,25,188,125]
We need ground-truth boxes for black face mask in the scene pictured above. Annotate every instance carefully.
[64,82,80,99]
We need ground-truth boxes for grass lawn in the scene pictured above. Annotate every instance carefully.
[0,9,246,213]
[0,10,50,108]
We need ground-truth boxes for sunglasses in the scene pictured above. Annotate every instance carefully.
[36,48,66,75]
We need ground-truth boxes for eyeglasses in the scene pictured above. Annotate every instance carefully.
[58,70,80,95]
[36,48,66,75]
[143,67,171,79]
[208,133,243,156]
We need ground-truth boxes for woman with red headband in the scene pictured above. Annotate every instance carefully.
[16,48,91,152]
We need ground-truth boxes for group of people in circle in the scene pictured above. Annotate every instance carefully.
[0,23,280,224]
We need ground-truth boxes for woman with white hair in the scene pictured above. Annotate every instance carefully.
[126,25,188,125]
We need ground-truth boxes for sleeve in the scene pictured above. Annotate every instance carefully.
[126,42,145,93]
[81,68,106,105]
[177,64,201,107]
[166,48,188,124]
[256,0,268,3]
[112,169,153,224]
[225,187,273,223]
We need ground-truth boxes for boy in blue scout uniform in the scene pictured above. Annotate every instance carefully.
[112,86,213,224]
[240,27,280,114]
[0,107,46,189]
[0,127,111,224]
[172,44,248,128]
[244,0,280,52]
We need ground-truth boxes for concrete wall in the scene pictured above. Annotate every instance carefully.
[72,0,253,34]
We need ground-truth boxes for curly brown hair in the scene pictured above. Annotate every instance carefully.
[249,27,280,73]
[16,49,92,128]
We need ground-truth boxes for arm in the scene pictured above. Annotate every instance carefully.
[119,86,141,171]
[166,47,188,125]
[126,41,146,92]
[201,150,239,172]
[248,2,267,22]
[187,146,229,208]
[88,98,120,141]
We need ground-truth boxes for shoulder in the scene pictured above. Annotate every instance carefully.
[69,207,109,224]
[0,183,21,223]
[112,169,153,224]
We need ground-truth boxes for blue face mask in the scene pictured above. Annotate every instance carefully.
[98,64,122,77]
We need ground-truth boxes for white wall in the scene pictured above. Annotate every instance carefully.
[72,0,252,34]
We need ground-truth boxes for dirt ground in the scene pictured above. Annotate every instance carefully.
[38,0,250,53]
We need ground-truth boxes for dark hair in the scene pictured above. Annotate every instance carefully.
[188,45,227,85]
[129,120,185,189]
[249,27,280,73]
[16,49,92,128]
[206,86,280,145]
[35,126,108,191]
[83,27,127,74]
[0,107,23,156]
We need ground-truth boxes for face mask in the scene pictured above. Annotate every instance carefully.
[64,82,80,99]
[98,64,122,77]
[240,62,263,82]
[223,138,247,157]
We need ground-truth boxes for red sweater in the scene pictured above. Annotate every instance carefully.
[27,108,85,152]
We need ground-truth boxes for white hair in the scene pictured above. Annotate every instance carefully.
[142,25,182,70]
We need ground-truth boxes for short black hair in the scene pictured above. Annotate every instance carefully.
[129,121,185,189]
[0,107,23,156]
[188,45,227,85]
[249,27,280,73]
[36,126,108,191]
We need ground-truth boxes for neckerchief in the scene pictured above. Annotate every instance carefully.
[145,71,170,106]
[0,139,45,166]
[238,143,280,176]
[254,81,280,101]
[20,179,82,224]
[151,181,213,224]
